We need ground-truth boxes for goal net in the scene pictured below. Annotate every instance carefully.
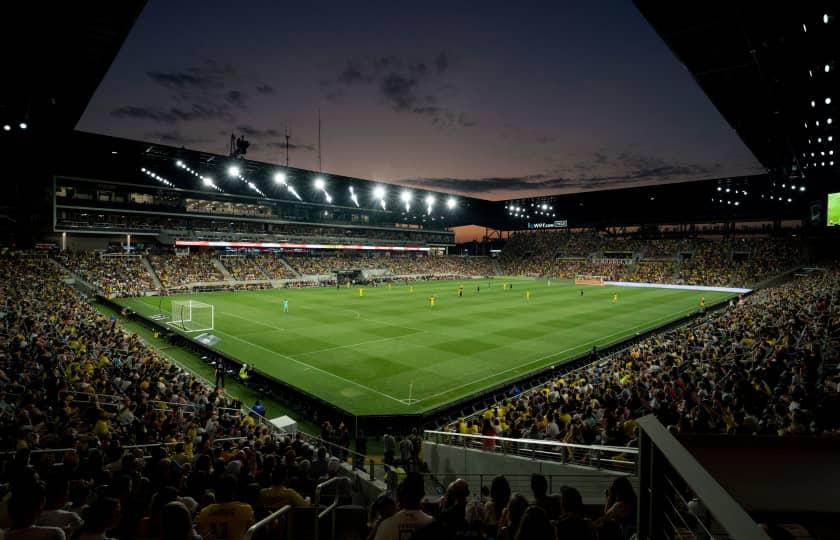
[168,300,215,332]
[574,275,607,286]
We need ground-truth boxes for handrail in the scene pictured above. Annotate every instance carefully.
[424,430,639,454]
[313,476,351,540]
[245,504,292,540]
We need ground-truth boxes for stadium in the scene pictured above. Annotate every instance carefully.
[1,2,839,540]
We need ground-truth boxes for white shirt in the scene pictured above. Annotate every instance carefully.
[36,509,83,533]
[374,509,434,540]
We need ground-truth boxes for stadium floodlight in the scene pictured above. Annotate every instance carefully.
[826,64,831,73]
[717,186,722,191]
[2,124,10,131]
[314,177,326,190]
[828,118,834,125]
[830,136,834,142]
[802,23,807,32]
[804,122,808,128]
[811,100,816,108]
[176,160,184,167]
[787,198,792,202]
[202,176,213,187]
[800,186,806,191]
[447,197,456,209]
[274,172,286,184]
[227,165,240,178]
[373,185,386,200]
[18,122,27,130]
[827,97,833,105]
[424,194,435,214]
[348,186,360,207]
[824,13,829,23]
[400,190,412,202]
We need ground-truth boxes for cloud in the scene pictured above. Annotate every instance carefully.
[256,84,275,94]
[536,135,557,144]
[110,103,232,123]
[380,73,420,111]
[266,140,315,152]
[146,61,234,91]
[146,130,211,145]
[326,51,474,128]
[401,154,723,198]
[224,90,247,108]
[235,125,281,138]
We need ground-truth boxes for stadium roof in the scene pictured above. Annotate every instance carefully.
[635,1,840,181]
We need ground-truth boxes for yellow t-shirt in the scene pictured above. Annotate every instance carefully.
[196,502,255,540]
[259,486,310,510]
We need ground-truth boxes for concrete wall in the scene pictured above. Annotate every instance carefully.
[423,441,636,504]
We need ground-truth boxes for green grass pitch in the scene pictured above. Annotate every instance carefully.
[828,192,840,227]
[118,278,733,415]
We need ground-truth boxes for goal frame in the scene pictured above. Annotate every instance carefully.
[574,275,607,286]
[167,300,215,332]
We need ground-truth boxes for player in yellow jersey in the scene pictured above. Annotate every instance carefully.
[612,293,619,304]
[358,288,364,297]
[429,295,436,307]
[410,285,414,293]
[699,295,705,312]
[388,282,393,290]
[458,284,464,297]
[526,291,531,301]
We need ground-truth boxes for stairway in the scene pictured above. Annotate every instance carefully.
[491,258,503,276]
[278,256,302,277]
[212,257,233,280]
[140,255,164,290]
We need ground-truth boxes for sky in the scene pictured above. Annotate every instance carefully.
[77,0,764,201]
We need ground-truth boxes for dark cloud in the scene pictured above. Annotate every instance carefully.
[266,140,315,152]
[146,61,234,90]
[236,125,281,138]
[402,156,721,197]
[381,73,420,111]
[110,103,232,123]
[225,90,247,108]
[536,135,557,144]
[329,52,471,128]
[146,130,210,145]
[338,61,369,84]
[255,84,274,94]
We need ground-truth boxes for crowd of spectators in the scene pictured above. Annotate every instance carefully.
[368,472,635,540]
[218,256,268,281]
[284,254,495,277]
[57,252,156,298]
[149,253,224,288]
[0,252,355,540]
[501,233,801,287]
[454,267,840,449]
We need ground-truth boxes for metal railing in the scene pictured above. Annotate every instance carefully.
[245,504,293,540]
[424,430,638,472]
[314,476,352,540]
[637,415,769,540]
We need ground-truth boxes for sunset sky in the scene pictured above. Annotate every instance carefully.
[78,0,763,201]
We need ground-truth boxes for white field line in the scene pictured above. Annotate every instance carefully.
[292,334,415,357]
[205,327,406,405]
[413,306,699,404]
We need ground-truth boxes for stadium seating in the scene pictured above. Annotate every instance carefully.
[500,233,802,287]
[457,266,840,446]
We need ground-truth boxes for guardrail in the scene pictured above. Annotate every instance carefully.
[314,476,352,540]
[637,415,769,540]
[423,430,638,472]
[245,505,293,540]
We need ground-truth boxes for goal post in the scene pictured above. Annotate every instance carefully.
[168,300,215,332]
[575,275,607,286]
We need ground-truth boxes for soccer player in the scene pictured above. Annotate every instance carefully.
[580,289,584,297]
[612,293,619,304]
[410,285,414,293]
[547,279,551,287]
[359,288,365,297]
[476,285,480,294]
[503,283,507,291]
[282,298,289,313]
[429,295,436,307]
[699,296,706,312]
[458,285,464,297]
[526,291,531,301]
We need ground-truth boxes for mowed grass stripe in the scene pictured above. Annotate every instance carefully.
[119,278,732,414]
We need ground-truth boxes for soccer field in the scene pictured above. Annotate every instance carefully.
[118,278,733,415]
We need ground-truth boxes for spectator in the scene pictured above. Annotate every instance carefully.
[76,497,122,540]
[160,501,201,540]
[5,480,66,540]
[195,475,254,540]
[514,506,554,540]
[556,486,597,540]
[530,474,560,521]
[484,475,511,534]
[374,472,432,540]
[258,465,310,510]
